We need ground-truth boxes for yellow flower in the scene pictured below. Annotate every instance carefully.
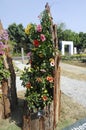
[39,53,43,58]
[49,58,54,62]
[25,24,32,35]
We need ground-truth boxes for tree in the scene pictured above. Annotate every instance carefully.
[79,32,86,52]
[7,23,30,53]
[57,27,80,52]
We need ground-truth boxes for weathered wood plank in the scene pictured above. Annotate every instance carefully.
[22,115,31,130]
[0,97,4,119]
[1,79,11,118]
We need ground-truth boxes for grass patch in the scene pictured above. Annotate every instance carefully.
[56,93,86,130]
[0,119,21,130]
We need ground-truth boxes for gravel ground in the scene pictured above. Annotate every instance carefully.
[14,61,86,108]
[61,76,86,107]
[16,76,26,92]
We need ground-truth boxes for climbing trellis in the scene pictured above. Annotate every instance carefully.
[21,3,61,130]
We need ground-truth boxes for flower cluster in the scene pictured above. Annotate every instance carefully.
[0,30,10,81]
[0,42,5,55]
[20,10,55,111]
[0,30,8,55]
[0,30,9,41]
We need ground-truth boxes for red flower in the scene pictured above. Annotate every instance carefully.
[33,40,40,47]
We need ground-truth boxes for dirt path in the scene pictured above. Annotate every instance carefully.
[60,62,86,81]
[60,62,86,107]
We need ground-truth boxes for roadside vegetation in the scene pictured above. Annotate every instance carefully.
[61,54,86,68]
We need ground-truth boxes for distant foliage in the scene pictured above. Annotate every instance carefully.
[7,23,30,53]
[57,23,86,53]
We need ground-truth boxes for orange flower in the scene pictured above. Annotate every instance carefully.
[42,95,48,101]
[46,76,54,83]
[26,82,31,89]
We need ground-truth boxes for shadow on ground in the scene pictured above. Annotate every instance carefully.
[0,98,24,130]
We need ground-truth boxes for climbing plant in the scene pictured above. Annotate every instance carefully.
[20,10,55,111]
[0,30,10,82]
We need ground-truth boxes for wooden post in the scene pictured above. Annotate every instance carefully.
[39,117,45,130]
[1,79,11,118]
[0,87,4,119]
[31,119,40,130]
[44,103,54,130]
[53,25,61,127]
[45,3,61,129]
[0,21,17,118]
[7,55,18,110]
[3,53,17,110]
[54,65,61,127]
[22,115,31,130]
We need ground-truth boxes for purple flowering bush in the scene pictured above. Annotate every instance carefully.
[0,30,10,81]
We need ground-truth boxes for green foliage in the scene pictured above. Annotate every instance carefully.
[0,57,10,81]
[61,54,86,61]
[7,23,30,53]
[79,32,86,51]
[20,10,55,111]
[57,23,86,52]
[58,29,80,49]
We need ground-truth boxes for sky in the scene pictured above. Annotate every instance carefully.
[0,0,86,33]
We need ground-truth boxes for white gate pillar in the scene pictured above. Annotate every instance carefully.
[61,41,73,55]
[62,44,65,55]
[69,43,73,55]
